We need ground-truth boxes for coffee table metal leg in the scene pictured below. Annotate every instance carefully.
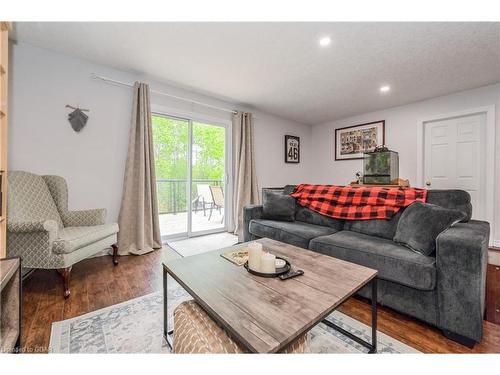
[370,277,377,353]
[164,269,174,350]
[321,277,378,354]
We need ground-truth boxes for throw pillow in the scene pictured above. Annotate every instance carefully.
[393,202,464,256]
[262,191,296,222]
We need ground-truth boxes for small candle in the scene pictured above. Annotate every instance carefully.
[275,258,286,268]
[261,252,276,274]
[248,242,263,272]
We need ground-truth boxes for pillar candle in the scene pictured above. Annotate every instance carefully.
[248,242,263,271]
[260,252,276,274]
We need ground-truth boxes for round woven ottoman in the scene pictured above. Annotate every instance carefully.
[173,300,308,353]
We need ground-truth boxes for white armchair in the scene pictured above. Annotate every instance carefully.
[7,171,119,298]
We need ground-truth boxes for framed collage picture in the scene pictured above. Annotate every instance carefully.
[285,135,300,163]
[334,120,385,160]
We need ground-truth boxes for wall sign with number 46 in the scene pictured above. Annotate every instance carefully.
[285,135,300,163]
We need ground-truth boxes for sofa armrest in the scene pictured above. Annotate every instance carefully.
[436,220,489,342]
[243,204,263,242]
[63,208,107,227]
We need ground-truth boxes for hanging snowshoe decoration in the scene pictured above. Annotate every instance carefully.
[66,104,89,132]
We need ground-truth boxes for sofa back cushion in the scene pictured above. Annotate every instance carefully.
[8,171,64,228]
[283,184,344,230]
[262,190,295,222]
[426,190,472,221]
[394,202,465,256]
[343,211,402,240]
[283,185,297,195]
[295,206,345,230]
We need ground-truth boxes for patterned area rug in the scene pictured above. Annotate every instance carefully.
[49,277,420,354]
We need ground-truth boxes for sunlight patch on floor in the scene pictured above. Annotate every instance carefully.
[167,232,238,257]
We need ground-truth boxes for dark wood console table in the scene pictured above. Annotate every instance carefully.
[0,257,22,353]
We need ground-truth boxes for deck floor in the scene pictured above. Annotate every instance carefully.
[159,208,224,236]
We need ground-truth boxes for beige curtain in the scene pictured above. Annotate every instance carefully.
[118,82,162,255]
[232,111,260,241]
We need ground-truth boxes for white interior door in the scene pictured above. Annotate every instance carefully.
[423,113,486,220]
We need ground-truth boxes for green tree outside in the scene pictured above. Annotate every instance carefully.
[152,115,225,213]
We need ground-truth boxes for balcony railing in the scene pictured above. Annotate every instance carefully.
[156,179,224,214]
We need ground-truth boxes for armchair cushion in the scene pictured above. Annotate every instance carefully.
[52,223,119,254]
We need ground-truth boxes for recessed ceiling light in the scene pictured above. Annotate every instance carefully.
[380,85,391,93]
[319,36,331,47]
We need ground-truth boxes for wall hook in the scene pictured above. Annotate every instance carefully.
[65,104,90,112]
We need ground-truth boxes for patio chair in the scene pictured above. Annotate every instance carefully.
[196,184,214,216]
[209,185,224,224]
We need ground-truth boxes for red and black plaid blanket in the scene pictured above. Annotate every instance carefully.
[290,184,427,220]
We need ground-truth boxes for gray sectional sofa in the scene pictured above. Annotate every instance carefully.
[243,186,490,347]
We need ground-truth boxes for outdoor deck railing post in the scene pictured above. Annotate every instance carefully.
[174,182,177,215]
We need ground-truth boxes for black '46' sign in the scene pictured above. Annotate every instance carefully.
[285,135,300,163]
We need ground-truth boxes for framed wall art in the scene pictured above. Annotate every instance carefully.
[285,135,300,163]
[334,120,385,160]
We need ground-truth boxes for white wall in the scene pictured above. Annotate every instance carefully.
[253,112,312,188]
[310,83,500,244]
[9,42,312,223]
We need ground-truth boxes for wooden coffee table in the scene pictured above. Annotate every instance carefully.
[163,238,378,353]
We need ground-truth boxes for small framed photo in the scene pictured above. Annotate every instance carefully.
[335,120,385,160]
[285,135,300,163]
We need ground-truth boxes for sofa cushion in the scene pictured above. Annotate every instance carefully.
[394,202,464,256]
[262,191,295,222]
[52,223,119,254]
[342,211,402,240]
[249,219,338,249]
[309,230,437,290]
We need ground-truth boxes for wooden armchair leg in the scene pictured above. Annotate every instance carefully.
[57,266,72,299]
[111,244,119,266]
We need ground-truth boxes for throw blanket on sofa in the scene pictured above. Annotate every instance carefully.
[290,184,427,220]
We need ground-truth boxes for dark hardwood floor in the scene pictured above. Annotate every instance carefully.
[21,247,500,354]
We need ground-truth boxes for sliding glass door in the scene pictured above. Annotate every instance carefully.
[191,121,226,233]
[152,113,229,240]
[153,115,189,237]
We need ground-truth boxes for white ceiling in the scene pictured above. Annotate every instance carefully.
[12,22,500,125]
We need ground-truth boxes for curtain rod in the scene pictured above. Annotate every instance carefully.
[91,73,238,115]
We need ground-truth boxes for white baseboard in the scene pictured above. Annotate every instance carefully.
[489,250,500,266]
[488,240,500,266]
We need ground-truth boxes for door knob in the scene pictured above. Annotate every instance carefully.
[425,181,431,187]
